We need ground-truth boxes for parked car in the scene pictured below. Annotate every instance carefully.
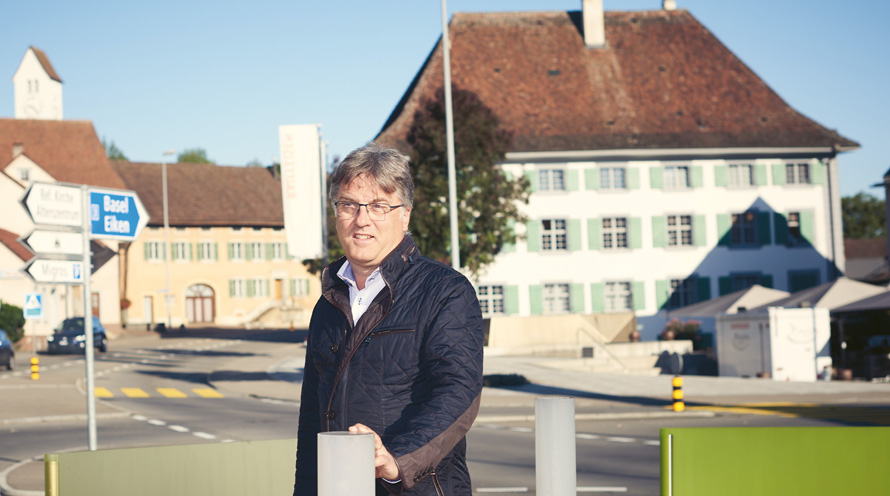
[47,317,108,354]
[0,330,14,370]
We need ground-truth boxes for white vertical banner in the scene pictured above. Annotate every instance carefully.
[279,124,324,260]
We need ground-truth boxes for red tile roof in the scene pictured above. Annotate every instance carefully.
[844,238,887,259]
[0,119,126,189]
[111,161,284,227]
[29,46,62,83]
[0,228,32,262]
[377,9,858,154]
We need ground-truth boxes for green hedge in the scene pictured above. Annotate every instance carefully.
[0,303,25,342]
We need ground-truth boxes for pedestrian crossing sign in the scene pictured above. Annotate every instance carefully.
[24,292,42,319]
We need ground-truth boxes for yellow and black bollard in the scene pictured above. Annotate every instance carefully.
[30,356,40,380]
[672,375,684,412]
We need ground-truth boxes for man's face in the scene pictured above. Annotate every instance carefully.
[335,174,411,274]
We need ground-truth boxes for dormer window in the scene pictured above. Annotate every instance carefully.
[19,168,29,181]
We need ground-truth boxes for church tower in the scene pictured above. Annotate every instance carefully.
[13,46,63,120]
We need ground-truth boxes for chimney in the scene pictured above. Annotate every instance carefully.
[582,0,605,48]
[12,143,24,158]
[663,0,678,10]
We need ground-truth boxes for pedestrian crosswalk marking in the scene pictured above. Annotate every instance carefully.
[193,388,225,398]
[94,387,113,398]
[121,388,150,398]
[157,388,188,398]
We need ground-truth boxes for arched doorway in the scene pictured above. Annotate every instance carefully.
[185,284,215,324]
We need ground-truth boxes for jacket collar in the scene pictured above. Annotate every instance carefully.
[322,234,419,295]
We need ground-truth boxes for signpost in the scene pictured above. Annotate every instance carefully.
[18,181,149,451]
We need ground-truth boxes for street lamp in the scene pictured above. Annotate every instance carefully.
[161,149,176,331]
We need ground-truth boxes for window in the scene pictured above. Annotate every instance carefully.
[250,242,263,261]
[230,242,244,260]
[667,215,693,247]
[731,211,757,245]
[291,278,309,297]
[669,278,696,308]
[146,241,164,261]
[231,227,243,232]
[541,219,568,251]
[478,285,506,316]
[252,278,268,297]
[731,273,761,292]
[197,242,214,261]
[18,168,29,181]
[786,163,811,184]
[253,227,263,232]
[728,163,753,188]
[271,242,285,260]
[664,165,690,189]
[604,282,632,312]
[231,279,246,298]
[538,169,566,191]
[602,217,628,249]
[599,167,626,190]
[543,283,571,314]
[172,242,189,261]
[787,212,804,244]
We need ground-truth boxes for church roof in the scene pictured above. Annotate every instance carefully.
[28,46,62,83]
[0,119,126,189]
[377,9,858,155]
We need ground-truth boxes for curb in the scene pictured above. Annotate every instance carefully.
[0,411,131,426]
[475,410,717,424]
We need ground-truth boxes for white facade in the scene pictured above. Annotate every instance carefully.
[13,48,63,120]
[476,151,843,340]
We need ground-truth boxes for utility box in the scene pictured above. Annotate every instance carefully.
[716,307,831,382]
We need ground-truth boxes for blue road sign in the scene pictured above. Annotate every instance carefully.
[89,188,149,240]
[24,292,43,319]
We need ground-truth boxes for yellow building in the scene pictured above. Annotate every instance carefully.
[113,161,319,329]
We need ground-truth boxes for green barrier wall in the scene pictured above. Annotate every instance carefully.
[46,438,296,496]
[660,427,890,496]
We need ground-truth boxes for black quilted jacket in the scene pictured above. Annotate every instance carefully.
[293,235,484,495]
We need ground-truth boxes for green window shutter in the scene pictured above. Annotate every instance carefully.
[718,277,733,296]
[503,170,514,181]
[266,243,274,260]
[590,283,605,313]
[529,285,543,315]
[757,212,772,246]
[571,283,585,313]
[754,164,768,186]
[524,170,538,192]
[144,242,150,260]
[265,279,270,295]
[163,243,167,260]
[632,281,645,311]
[650,166,663,189]
[196,243,203,261]
[655,280,670,309]
[585,168,599,190]
[305,279,310,295]
[652,216,666,248]
[170,244,177,261]
[245,243,254,260]
[800,210,816,244]
[502,219,516,253]
[228,280,235,297]
[629,217,642,249]
[504,285,519,315]
[717,214,732,246]
[693,215,707,246]
[565,169,579,192]
[774,213,789,245]
[247,280,255,297]
[627,167,640,189]
[811,160,826,185]
[696,277,711,302]
[760,274,773,288]
[691,166,704,188]
[526,221,541,252]
[189,243,194,261]
[772,163,786,185]
[227,243,233,260]
[289,279,296,296]
[568,219,582,251]
[213,243,218,260]
[714,165,728,187]
[588,219,602,250]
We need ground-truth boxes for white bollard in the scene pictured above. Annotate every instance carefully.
[535,397,577,496]
[318,432,375,496]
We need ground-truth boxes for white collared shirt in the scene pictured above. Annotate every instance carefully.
[336,261,387,324]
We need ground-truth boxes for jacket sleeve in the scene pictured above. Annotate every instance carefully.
[387,276,484,491]
[293,335,321,496]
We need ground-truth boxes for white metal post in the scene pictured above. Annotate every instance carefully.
[535,397,576,496]
[441,0,460,271]
[318,432,374,496]
[161,150,175,331]
[81,185,97,451]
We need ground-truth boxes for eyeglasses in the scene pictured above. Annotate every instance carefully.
[334,201,404,221]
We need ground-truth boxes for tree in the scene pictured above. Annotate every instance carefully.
[0,303,26,343]
[177,148,215,164]
[246,159,264,168]
[842,192,885,239]
[406,86,530,276]
[102,137,128,161]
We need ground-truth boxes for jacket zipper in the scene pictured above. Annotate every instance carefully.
[431,471,445,496]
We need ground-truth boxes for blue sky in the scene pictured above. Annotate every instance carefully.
[3,0,887,197]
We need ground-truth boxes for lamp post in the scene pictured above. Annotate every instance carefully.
[441,0,459,271]
[161,149,176,331]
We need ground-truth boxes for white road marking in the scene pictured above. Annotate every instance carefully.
[476,487,529,493]
[148,419,166,426]
[168,425,189,433]
[644,440,660,446]
[132,415,148,421]
[193,432,216,439]
[605,437,636,443]
[577,433,601,440]
[507,427,533,433]
[578,487,628,492]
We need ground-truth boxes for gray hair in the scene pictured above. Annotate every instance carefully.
[330,142,414,209]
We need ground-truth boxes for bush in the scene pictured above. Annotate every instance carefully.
[661,318,705,350]
[0,303,26,343]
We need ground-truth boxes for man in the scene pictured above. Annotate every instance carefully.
[294,142,484,495]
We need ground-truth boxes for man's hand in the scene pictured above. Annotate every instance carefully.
[349,423,400,481]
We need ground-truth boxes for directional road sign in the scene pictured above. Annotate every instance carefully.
[23,259,85,284]
[89,188,149,240]
[20,229,85,257]
[24,292,43,319]
[20,182,84,227]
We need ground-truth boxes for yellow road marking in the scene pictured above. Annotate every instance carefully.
[94,387,113,398]
[193,388,225,398]
[157,388,188,398]
[121,388,150,398]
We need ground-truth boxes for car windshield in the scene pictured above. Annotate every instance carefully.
[56,319,96,334]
